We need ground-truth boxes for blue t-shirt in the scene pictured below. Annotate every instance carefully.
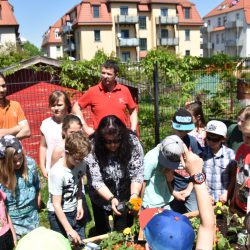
[0,156,40,237]
[174,135,203,190]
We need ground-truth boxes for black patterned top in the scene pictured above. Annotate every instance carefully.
[85,134,144,210]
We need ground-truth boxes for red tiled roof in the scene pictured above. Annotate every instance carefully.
[213,26,225,31]
[204,0,250,24]
[0,0,19,27]
[177,2,203,26]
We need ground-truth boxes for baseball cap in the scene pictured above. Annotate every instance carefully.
[16,227,72,250]
[206,120,227,138]
[0,135,23,159]
[139,209,195,250]
[172,108,195,131]
[158,135,185,169]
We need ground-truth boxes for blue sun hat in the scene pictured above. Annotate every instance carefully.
[172,108,195,131]
[0,135,23,159]
[142,209,195,250]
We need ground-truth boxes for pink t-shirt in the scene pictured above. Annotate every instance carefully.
[0,190,10,236]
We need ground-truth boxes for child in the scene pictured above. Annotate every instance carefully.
[47,131,90,245]
[0,189,16,250]
[232,117,250,212]
[203,120,235,204]
[185,100,206,147]
[39,90,72,178]
[170,108,203,213]
[0,135,40,238]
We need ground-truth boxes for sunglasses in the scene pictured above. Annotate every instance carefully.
[103,139,121,145]
[206,136,222,142]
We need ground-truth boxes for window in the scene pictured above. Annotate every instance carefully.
[161,8,168,17]
[221,33,224,43]
[184,8,190,19]
[93,5,100,18]
[121,30,129,38]
[216,34,219,44]
[218,17,221,27]
[120,6,128,15]
[56,46,61,52]
[139,16,146,29]
[94,30,101,41]
[236,13,239,20]
[139,38,147,51]
[121,52,130,62]
[185,29,190,40]
[185,50,190,56]
[54,28,60,39]
[161,29,168,38]
[208,20,211,26]
[223,16,227,25]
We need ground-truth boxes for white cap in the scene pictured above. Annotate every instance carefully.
[206,120,227,137]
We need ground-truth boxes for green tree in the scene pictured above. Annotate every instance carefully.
[22,41,41,56]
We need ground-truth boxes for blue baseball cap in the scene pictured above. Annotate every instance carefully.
[172,108,195,131]
[143,209,195,250]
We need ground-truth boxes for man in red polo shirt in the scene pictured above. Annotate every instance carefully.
[72,60,138,136]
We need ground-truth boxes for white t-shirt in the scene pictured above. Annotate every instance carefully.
[47,159,83,213]
[40,117,63,171]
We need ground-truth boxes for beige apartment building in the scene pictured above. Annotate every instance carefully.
[0,0,20,50]
[42,0,203,61]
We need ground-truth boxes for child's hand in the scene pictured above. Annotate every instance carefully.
[173,190,186,201]
[41,168,48,179]
[76,200,84,220]
[219,192,228,204]
[67,229,81,245]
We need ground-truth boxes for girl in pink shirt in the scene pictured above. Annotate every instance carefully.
[0,189,16,250]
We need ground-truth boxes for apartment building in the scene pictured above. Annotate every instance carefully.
[42,0,203,62]
[0,0,20,49]
[41,19,64,59]
[202,0,250,57]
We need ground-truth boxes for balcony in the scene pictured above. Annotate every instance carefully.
[118,38,139,47]
[156,16,179,25]
[225,20,243,29]
[62,22,73,34]
[63,42,75,52]
[115,15,139,24]
[157,38,179,46]
[225,39,243,47]
[201,42,213,49]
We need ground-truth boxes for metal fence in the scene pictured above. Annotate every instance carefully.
[4,63,249,159]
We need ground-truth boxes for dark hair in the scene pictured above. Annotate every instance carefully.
[186,101,206,127]
[48,90,72,113]
[94,115,132,167]
[62,114,83,139]
[102,60,119,74]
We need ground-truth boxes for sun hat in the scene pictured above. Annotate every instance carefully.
[139,209,195,250]
[206,120,227,138]
[15,227,72,250]
[158,135,185,169]
[172,108,195,131]
[0,135,23,159]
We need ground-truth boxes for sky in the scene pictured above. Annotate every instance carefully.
[9,0,223,49]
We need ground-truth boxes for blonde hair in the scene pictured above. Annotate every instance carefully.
[65,131,91,160]
[0,147,27,192]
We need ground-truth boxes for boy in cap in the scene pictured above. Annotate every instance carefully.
[170,108,203,213]
[139,146,215,250]
[141,135,185,209]
[203,120,235,204]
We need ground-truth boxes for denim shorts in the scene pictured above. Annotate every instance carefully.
[48,209,85,240]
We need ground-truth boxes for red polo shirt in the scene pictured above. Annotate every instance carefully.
[78,82,136,129]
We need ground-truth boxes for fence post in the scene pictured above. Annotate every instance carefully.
[153,62,160,145]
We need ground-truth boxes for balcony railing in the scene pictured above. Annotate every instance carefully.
[156,16,179,25]
[63,42,75,52]
[225,39,243,47]
[157,38,179,46]
[115,15,139,24]
[225,20,243,29]
[62,22,73,34]
[201,42,213,49]
[118,38,139,47]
